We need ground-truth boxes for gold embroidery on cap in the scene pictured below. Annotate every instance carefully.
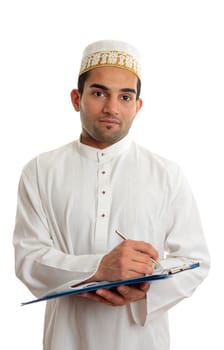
[79,50,141,78]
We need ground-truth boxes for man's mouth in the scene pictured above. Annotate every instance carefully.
[99,118,120,125]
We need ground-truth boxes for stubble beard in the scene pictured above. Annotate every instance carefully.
[91,124,125,144]
[82,119,130,146]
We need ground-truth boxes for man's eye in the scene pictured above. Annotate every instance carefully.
[94,91,104,97]
[122,95,131,101]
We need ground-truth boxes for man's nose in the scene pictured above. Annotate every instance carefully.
[102,96,119,115]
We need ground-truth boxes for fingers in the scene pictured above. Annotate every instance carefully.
[116,240,158,276]
[77,282,150,307]
[96,284,149,305]
[116,282,150,297]
[77,291,115,306]
[114,284,148,303]
[96,289,126,306]
[138,282,150,293]
[127,261,154,276]
[126,240,159,261]
[95,239,159,282]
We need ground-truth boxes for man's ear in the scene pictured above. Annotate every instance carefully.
[136,98,143,113]
[70,89,81,111]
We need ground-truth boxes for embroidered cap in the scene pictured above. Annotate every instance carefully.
[79,40,141,79]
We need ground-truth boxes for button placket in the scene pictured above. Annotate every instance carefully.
[94,162,111,252]
[98,164,110,221]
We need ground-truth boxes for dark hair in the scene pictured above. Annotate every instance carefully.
[78,71,141,99]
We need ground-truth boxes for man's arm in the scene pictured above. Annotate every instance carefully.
[13,169,104,298]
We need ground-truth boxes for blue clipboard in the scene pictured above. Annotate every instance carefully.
[21,262,200,306]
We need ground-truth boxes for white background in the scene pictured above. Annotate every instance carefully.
[0,0,223,348]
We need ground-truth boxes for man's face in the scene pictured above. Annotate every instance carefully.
[71,66,142,148]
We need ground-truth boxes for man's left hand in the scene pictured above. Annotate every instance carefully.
[77,282,150,306]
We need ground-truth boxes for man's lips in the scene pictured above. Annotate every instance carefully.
[98,118,120,125]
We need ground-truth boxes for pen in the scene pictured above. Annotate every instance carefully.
[115,229,128,240]
[115,229,162,269]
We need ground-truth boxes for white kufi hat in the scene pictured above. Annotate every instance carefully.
[79,40,141,79]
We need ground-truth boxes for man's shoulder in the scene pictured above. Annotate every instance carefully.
[22,140,78,175]
[132,142,184,188]
[133,142,179,171]
[37,140,76,162]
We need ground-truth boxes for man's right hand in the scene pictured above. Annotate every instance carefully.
[94,239,159,282]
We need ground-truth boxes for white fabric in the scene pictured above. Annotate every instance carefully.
[82,40,141,62]
[13,137,210,350]
[79,39,141,78]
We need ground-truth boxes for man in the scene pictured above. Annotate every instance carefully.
[13,40,210,350]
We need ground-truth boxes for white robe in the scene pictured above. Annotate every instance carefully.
[13,137,210,350]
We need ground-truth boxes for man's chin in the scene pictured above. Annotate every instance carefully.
[93,129,124,143]
[96,133,124,145]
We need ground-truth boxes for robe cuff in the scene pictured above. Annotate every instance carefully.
[130,297,149,326]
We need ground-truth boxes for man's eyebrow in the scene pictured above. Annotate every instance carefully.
[121,88,137,95]
[90,84,109,90]
[89,84,136,95]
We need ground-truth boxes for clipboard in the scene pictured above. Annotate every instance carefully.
[21,262,200,306]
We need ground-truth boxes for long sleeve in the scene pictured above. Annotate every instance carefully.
[13,167,103,298]
[131,164,210,326]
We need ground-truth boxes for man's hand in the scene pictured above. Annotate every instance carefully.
[78,282,150,306]
[77,239,158,306]
[95,239,159,282]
